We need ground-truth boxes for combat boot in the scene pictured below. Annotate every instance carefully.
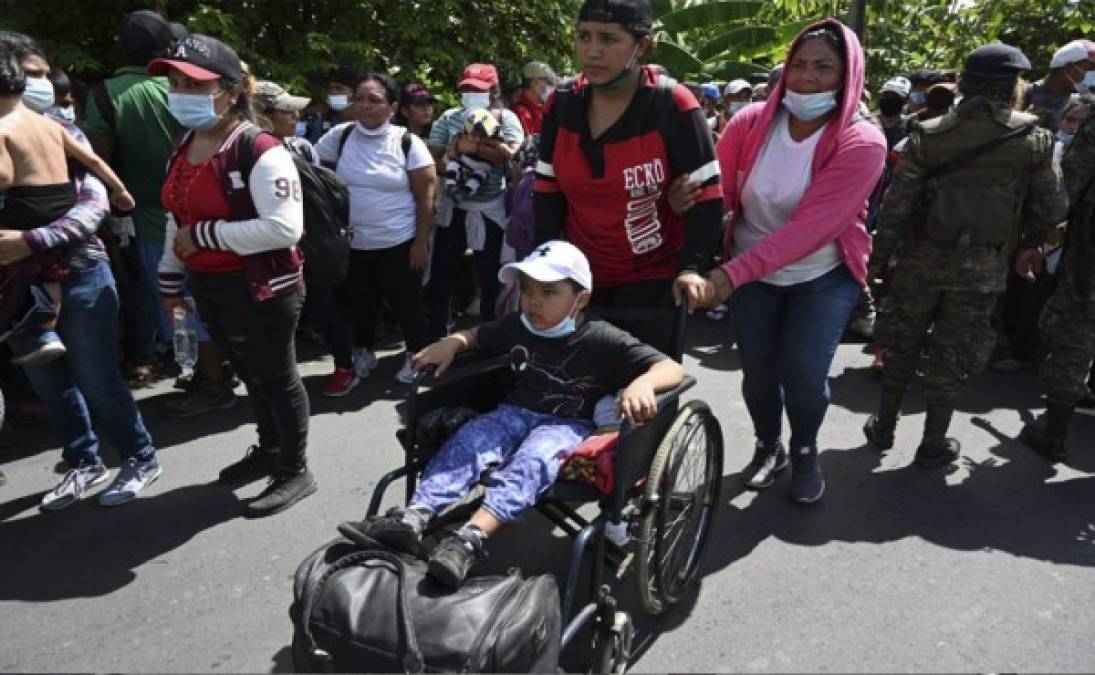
[1020,404,1073,463]
[863,386,904,450]
[914,405,961,468]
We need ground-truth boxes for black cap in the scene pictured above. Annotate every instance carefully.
[120,10,175,63]
[168,22,188,43]
[148,34,243,83]
[578,0,653,36]
[399,82,436,105]
[964,43,1031,77]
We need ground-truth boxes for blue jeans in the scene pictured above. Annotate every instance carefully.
[23,258,156,467]
[413,404,592,523]
[729,265,860,450]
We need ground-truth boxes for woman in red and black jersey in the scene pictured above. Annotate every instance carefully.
[533,0,722,310]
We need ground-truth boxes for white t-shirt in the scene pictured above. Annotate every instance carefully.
[733,110,842,286]
[315,122,433,250]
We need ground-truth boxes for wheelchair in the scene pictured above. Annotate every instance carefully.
[365,303,724,673]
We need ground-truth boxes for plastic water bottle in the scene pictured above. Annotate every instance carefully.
[172,298,198,373]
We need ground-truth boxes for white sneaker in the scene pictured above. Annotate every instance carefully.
[352,349,378,379]
[395,354,417,384]
[41,462,111,511]
[98,457,162,507]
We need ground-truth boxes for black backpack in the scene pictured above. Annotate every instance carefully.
[290,537,562,673]
[238,126,353,286]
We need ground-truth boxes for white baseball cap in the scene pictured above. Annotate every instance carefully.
[723,78,752,96]
[1049,40,1094,69]
[498,240,592,290]
[879,76,912,97]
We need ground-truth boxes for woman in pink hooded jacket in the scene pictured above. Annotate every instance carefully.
[699,20,885,503]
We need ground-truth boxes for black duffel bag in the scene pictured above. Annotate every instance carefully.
[290,537,562,673]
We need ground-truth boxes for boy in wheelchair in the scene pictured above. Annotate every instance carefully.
[340,241,684,588]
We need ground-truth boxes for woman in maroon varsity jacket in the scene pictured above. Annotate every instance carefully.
[151,35,315,517]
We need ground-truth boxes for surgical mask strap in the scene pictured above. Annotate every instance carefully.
[590,43,642,92]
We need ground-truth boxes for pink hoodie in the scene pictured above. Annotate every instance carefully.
[716,19,886,289]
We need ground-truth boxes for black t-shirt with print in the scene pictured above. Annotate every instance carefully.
[476,313,668,420]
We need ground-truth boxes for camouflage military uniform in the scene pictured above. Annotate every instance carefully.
[868,95,1067,461]
[1038,114,1095,408]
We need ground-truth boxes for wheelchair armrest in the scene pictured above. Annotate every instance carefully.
[655,375,696,411]
[411,350,506,388]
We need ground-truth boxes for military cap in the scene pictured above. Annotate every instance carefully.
[963,43,1031,77]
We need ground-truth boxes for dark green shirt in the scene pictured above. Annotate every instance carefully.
[83,66,183,243]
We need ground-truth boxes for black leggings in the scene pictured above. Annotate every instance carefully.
[191,271,309,470]
[427,209,504,342]
[342,241,426,353]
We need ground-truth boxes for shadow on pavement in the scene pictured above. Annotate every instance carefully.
[702,411,1095,576]
[0,483,241,601]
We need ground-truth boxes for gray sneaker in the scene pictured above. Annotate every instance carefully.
[40,462,111,511]
[98,457,162,507]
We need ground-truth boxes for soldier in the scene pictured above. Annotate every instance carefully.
[1020,112,1095,461]
[864,44,1068,467]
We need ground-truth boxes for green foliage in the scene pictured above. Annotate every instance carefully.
[1,0,1089,99]
[0,0,582,103]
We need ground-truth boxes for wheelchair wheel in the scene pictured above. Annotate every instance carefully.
[635,400,723,615]
[588,611,633,675]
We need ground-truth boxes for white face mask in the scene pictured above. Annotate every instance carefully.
[1078,70,1095,94]
[22,76,55,113]
[461,92,491,111]
[728,101,749,114]
[328,94,349,111]
[540,84,555,103]
[358,119,390,136]
[782,89,838,121]
[49,105,76,124]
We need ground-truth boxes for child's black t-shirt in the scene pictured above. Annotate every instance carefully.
[476,313,668,420]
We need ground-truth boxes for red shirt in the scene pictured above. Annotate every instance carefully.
[535,67,722,287]
[162,156,245,273]
[512,91,545,136]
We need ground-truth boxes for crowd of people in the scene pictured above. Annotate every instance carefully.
[0,0,1092,562]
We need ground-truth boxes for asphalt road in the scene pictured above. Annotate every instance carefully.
[1,315,1093,672]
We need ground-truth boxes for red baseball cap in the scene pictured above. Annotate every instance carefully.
[458,63,499,92]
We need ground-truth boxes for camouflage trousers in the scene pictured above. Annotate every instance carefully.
[875,276,997,408]
[1038,283,1095,407]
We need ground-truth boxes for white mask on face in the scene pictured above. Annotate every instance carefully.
[22,76,55,113]
[461,92,491,111]
[728,101,749,114]
[49,105,76,124]
[782,89,838,121]
[1078,70,1095,94]
[358,119,390,136]
[328,94,350,111]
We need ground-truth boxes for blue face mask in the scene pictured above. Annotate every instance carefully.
[1057,130,1075,148]
[909,91,928,106]
[295,121,307,137]
[22,76,55,113]
[782,89,838,121]
[168,91,224,130]
[520,297,581,339]
[49,105,76,124]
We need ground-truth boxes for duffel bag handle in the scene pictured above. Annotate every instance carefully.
[300,549,425,673]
